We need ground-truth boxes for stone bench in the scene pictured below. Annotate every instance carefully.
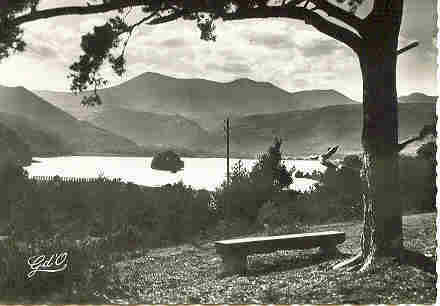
[215,230,345,274]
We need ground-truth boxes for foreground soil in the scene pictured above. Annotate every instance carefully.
[105,212,437,304]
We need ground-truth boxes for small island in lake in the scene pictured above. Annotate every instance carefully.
[151,150,184,173]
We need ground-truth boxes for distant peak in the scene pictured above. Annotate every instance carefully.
[140,71,163,78]
[399,92,437,102]
[229,78,256,84]
[406,92,430,98]
[228,78,277,89]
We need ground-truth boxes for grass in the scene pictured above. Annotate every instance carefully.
[98,212,437,304]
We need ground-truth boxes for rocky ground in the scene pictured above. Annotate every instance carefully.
[103,213,437,304]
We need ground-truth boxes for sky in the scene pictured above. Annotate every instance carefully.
[0,0,437,101]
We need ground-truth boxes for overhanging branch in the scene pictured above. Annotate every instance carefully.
[148,10,185,25]
[222,6,361,53]
[396,136,422,152]
[306,0,364,33]
[11,0,148,26]
[396,123,435,152]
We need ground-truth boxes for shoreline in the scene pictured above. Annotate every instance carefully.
[30,151,360,160]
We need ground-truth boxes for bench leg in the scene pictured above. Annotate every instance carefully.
[221,252,247,275]
[320,244,340,257]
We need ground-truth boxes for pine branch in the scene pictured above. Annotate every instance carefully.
[306,0,364,33]
[11,0,148,26]
[222,6,361,53]
[396,136,422,152]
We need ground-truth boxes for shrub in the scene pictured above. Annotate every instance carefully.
[256,198,303,235]
[399,153,436,213]
[315,154,362,219]
[0,161,29,226]
[250,137,293,192]
[148,182,213,244]
[213,137,294,222]
[213,160,261,221]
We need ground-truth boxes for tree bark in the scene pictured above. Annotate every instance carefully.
[359,41,402,254]
[335,2,404,271]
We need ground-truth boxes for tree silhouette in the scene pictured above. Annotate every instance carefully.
[0,0,435,272]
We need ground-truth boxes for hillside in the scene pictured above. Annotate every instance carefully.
[0,121,32,167]
[215,103,436,157]
[0,85,141,154]
[82,105,211,148]
[399,93,437,104]
[35,72,359,131]
[0,112,70,155]
[32,78,437,157]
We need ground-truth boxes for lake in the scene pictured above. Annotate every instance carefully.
[24,156,327,192]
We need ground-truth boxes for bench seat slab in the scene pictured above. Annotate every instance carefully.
[216,231,345,274]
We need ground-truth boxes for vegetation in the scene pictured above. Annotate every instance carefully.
[151,150,184,173]
[106,213,435,304]
[0,122,32,167]
[0,161,213,302]
[1,0,433,271]
[212,137,294,222]
[3,213,433,304]
[0,134,436,302]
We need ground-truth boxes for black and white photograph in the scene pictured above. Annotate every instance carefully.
[0,0,437,303]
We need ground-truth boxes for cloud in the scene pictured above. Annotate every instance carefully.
[206,62,252,74]
[0,1,436,101]
[26,43,59,60]
[292,79,310,87]
[159,38,186,48]
[241,32,297,50]
[301,39,344,57]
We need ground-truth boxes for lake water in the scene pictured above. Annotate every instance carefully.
[25,156,327,192]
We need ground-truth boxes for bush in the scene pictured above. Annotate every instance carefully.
[149,182,213,243]
[256,198,303,235]
[213,137,295,222]
[312,149,436,221]
[212,160,259,221]
[251,137,293,191]
[399,153,436,213]
[315,154,362,219]
[0,161,29,226]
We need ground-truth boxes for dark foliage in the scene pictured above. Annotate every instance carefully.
[151,150,184,173]
[213,137,294,221]
[311,147,437,221]
[417,141,436,162]
[400,145,436,213]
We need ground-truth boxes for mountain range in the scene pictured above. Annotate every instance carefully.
[0,72,435,158]
[216,102,436,157]
[35,72,360,131]
[0,85,141,155]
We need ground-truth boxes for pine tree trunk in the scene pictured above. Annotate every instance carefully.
[334,12,404,270]
[357,44,403,269]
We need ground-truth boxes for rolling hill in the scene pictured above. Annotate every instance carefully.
[71,105,211,148]
[213,102,436,157]
[0,85,141,154]
[35,72,360,131]
[29,74,437,157]
[399,93,437,104]
[0,112,70,155]
[0,121,32,167]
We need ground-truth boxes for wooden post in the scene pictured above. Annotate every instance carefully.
[224,118,230,187]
